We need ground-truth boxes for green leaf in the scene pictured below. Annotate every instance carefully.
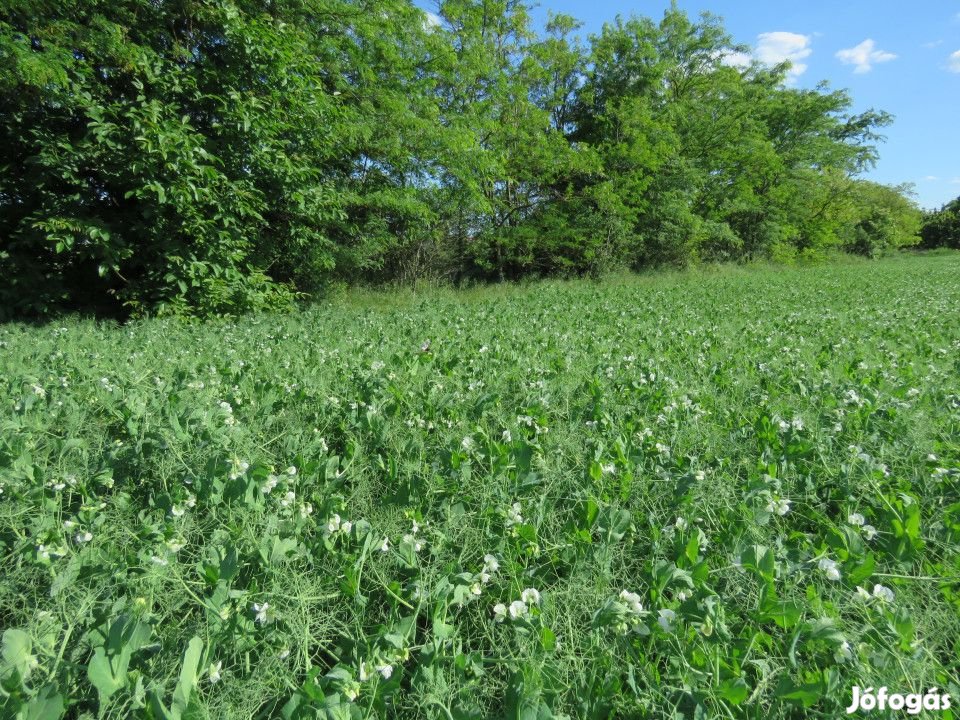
[596,507,632,542]
[540,626,557,652]
[739,545,776,582]
[22,684,66,720]
[171,636,203,720]
[758,599,803,629]
[716,678,749,705]
[846,552,875,585]
[1,629,34,682]
[87,647,124,704]
[891,609,915,652]
[775,677,823,708]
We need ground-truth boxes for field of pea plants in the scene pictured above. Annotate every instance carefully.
[2,253,960,719]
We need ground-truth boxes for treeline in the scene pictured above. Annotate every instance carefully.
[0,0,923,317]
[919,196,960,250]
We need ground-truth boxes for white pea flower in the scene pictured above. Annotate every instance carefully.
[493,603,508,622]
[862,524,878,541]
[848,513,865,527]
[619,590,644,616]
[461,436,474,451]
[377,664,393,680]
[208,661,222,684]
[253,602,271,624]
[402,534,423,552]
[835,640,853,662]
[286,466,298,476]
[872,584,895,603]
[341,521,353,535]
[657,609,676,632]
[506,503,523,527]
[856,586,872,601]
[501,430,512,442]
[818,558,841,581]
[326,514,342,535]
[379,537,390,553]
[521,588,541,606]
[508,600,528,620]
[482,554,500,574]
[766,497,791,516]
[75,531,93,544]
[229,460,249,480]
[261,475,280,494]
[166,538,185,553]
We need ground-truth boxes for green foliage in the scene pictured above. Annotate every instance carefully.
[0,1,920,316]
[920,196,960,250]
[841,182,922,257]
[2,255,960,717]
[0,0,444,316]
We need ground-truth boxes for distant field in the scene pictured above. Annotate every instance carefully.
[2,254,959,719]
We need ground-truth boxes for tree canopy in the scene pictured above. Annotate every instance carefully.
[0,0,922,317]
[919,196,960,250]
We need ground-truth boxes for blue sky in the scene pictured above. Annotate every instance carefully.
[417,1,960,209]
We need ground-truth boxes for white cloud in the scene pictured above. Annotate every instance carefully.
[923,40,944,49]
[836,39,897,74]
[949,50,960,73]
[923,176,939,181]
[720,50,753,69]
[754,32,813,81]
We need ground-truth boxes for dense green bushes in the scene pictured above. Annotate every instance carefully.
[919,196,960,250]
[1,0,922,317]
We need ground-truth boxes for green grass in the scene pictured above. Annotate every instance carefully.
[2,253,959,719]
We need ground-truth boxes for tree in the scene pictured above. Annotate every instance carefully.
[0,0,915,317]
[919,197,960,250]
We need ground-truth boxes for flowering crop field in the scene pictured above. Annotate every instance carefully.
[2,254,960,719]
